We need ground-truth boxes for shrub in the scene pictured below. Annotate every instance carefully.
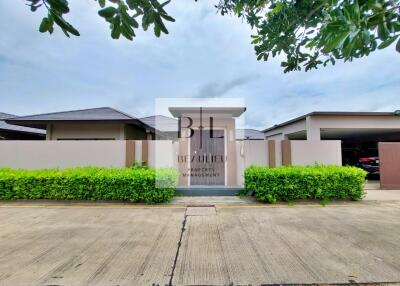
[0,167,178,204]
[244,165,367,203]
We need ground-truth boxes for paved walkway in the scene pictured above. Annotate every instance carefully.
[171,188,400,206]
[364,189,400,201]
[1,201,400,285]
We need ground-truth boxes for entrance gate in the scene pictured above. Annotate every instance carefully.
[189,129,225,185]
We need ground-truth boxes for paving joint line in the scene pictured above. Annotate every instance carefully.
[168,208,188,286]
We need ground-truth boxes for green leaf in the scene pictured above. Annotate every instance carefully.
[98,7,117,18]
[98,0,106,8]
[160,13,175,22]
[46,0,69,14]
[377,21,389,40]
[51,10,80,36]
[378,35,399,49]
[111,25,121,39]
[126,0,136,9]
[160,0,171,8]
[154,24,161,37]
[47,14,54,34]
[154,14,168,34]
[396,38,400,53]
[324,31,349,52]
[39,17,49,33]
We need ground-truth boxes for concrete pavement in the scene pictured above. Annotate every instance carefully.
[1,202,400,285]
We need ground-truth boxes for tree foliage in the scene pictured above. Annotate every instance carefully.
[26,0,400,72]
[26,0,175,40]
[217,0,400,72]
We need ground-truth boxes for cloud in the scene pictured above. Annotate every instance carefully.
[0,1,399,129]
[195,74,260,98]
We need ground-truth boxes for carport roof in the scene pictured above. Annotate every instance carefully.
[262,111,397,133]
[5,107,155,131]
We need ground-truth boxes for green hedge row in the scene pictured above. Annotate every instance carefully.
[244,165,367,203]
[0,167,178,204]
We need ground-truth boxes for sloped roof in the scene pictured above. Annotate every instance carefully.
[140,115,178,132]
[262,111,398,133]
[0,112,46,135]
[0,112,15,120]
[236,129,264,140]
[6,107,153,130]
[8,107,134,121]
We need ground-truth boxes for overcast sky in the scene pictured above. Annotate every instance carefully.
[1,1,399,129]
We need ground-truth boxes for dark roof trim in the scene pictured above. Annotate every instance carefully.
[262,111,397,133]
[5,107,155,132]
[5,119,150,130]
[169,107,246,118]
[0,128,46,137]
[6,107,135,121]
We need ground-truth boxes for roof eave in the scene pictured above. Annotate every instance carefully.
[262,111,397,133]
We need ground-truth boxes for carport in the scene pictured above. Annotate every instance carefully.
[321,128,400,187]
[263,111,400,189]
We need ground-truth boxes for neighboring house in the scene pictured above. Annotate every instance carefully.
[236,129,264,140]
[6,107,155,140]
[263,111,400,141]
[0,112,45,140]
[140,115,178,139]
[263,111,400,168]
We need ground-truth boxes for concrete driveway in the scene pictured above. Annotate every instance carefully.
[0,202,400,285]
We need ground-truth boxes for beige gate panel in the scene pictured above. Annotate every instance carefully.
[379,142,400,189]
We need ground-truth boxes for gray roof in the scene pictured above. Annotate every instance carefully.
[8,107,134,121]
[0,112,15,120]
[262,111,399,133]
[0,112,46,135]
[6,107,153,130]
[236,129,264,140]
[140,115,178,132]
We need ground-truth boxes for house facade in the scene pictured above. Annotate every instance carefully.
[6,107,154,141]
[2,107,400,190]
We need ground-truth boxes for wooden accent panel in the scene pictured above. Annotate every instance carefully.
[190,130,225,185]
[379,142,400,189]
[281,140,292,166]
[141,140,149,165]
[125,140,135,167]
[268,140,276,168]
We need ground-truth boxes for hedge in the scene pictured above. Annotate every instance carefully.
[244,165,367,203]
[0,167,178,204]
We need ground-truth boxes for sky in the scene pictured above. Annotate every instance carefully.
[1,1,399,130]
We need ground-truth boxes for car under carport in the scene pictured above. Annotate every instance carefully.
[263,111,400,189]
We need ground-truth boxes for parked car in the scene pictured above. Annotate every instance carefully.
[342,146,380,178]
[358,156,380,178]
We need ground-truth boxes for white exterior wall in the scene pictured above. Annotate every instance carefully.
[236,140,269,186]
[291,140,342,166]
[148,140,177,168]
[0,141,126,169]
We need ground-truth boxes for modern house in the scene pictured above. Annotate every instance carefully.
[6,107,155,141]
[0,112,45,140]
[2,107,400,189]
[263,111,400,166]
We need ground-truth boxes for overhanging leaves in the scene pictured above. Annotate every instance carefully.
[26,0,175,41]
[217,0,400,72]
